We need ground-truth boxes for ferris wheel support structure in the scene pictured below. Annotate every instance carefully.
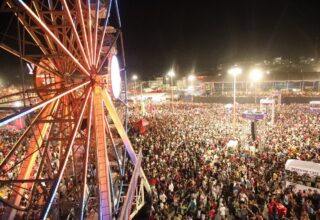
[0,0,150,219]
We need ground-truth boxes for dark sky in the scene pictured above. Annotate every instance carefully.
[1,0,320,83]
[121,0,320,79]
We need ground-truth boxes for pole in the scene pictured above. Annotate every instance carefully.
[222,83,224,95]
[271,100,275,125]
[233,75,236,135]
[17,19,26,107]
[140,82,144,116]
[245,81,248,95]
[254,82,257,104]
[140,82,143,103]
[171,76,173,111]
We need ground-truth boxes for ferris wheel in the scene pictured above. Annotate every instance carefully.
[0,1,150,219]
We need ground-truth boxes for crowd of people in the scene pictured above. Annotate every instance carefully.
[209,90,320,98]
[0,125,81,218]
[0,128,24,167]
[0,96,320,219]
[0,128,24,213]
[129,103,320,219]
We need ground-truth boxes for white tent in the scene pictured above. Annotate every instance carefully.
[285,159,320,176]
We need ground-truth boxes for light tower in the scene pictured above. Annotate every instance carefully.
[167,69,175,107]
[250,68,263,104]
[228,66,242,134]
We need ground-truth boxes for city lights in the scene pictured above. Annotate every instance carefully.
[250,68,263,82]
[188,74,195,81]
[167,69,175,77]
[132,74,138,81]
[228,66,242,76]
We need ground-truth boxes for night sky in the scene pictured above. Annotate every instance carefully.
[121,0,320,79]
[1,0,320,83]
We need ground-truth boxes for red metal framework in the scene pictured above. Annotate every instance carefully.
[0,1,150,219]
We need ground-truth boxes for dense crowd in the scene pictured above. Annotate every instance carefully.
[0,98,320,219]
[209,90,320,97]
[0,126,76,218]
[0,128,24,213]
[130,103,320,219]
[0,129,23,164]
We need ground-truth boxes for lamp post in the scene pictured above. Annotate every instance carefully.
[132,74,138,95]
[165,76,169,91]
[140,81,144,115]
[188,74,195,94]
[168,69,175,105]
[250,69,263,104]
[228,66,242,135]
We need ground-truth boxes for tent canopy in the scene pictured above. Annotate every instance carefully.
[285,159,320,176]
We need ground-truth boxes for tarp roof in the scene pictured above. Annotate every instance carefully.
[285,159,320,176]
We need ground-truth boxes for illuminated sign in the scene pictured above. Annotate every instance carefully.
[110,55,121,98]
